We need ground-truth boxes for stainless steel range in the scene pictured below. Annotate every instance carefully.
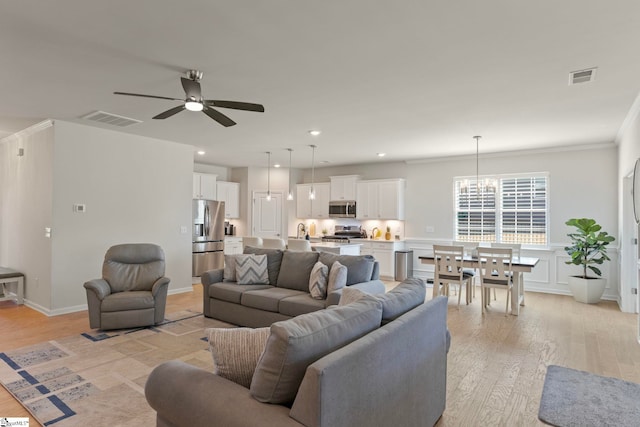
[321,225,366,243]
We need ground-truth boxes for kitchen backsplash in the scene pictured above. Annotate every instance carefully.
[293,218,405,240]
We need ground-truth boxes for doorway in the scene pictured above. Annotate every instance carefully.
[251,191,284,238]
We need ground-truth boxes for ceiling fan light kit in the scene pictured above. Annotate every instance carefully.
[114,70,264,127]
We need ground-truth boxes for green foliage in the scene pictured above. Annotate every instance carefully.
[564,218,615,278]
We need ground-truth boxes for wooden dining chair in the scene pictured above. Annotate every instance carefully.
[477,247,513,316]
[433,245,473,307]
[453,240,478,300]
[491,243,522,303]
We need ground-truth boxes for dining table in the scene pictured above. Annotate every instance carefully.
[418,254,539,315]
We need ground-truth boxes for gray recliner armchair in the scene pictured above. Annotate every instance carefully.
[84,243,170,330]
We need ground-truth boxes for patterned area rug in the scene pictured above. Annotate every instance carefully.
[539,365,640,426]
[0,310,234,426]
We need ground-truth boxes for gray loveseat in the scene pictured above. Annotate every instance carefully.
[146,279,449,427]
[201,247,386,327]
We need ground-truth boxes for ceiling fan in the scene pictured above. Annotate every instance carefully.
[114,70,264,127]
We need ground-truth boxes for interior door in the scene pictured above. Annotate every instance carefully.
[252,191,283,238]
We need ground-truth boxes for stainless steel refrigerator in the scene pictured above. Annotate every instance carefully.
[192,199,225,276]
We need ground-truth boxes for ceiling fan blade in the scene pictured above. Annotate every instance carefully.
[113,91,182,101]
[153,105,186,119]
[203,106,236,127]
[181,77,202,100]
[206,100,265,112]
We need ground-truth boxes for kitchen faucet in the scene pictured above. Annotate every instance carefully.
[296,223,306,239]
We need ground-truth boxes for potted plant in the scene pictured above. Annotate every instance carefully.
[564,218,615,303]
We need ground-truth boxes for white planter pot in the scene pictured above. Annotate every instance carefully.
[567,276,606,304]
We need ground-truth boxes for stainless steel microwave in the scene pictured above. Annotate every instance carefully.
[329,200,356,218]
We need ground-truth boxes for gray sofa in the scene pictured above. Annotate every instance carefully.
[145,279,449,427]
[201,247,386,327]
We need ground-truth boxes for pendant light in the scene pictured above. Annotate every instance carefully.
[474,136,496,195]
[309,144,317,200]
[286,148,294,201]
[266,151,272,201]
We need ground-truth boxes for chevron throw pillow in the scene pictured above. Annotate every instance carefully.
[309,261,329,299]
[236,254,270,285]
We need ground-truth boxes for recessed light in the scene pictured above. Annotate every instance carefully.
[197,150,205,155]
[377,153,386,157]
[308,130,321,136]
[274,164,281,168]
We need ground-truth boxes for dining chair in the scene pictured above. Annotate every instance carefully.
[433,245,473,307]
[242,236,263,249]
[452,240,479,299]
[491,243,523,303]
[287,238,312,251]
[262,237,287,250]
[477,247,513,316]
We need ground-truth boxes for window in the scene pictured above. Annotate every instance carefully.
[454,174,548,245]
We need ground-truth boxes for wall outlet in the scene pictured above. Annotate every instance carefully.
[73,203,86,213]
[425,226,435,233]
[45,227,51,238]
[180,225,188,234]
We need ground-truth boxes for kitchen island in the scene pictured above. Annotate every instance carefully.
[310,242,362,255]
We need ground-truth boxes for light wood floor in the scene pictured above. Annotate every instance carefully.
[1,285,639,426]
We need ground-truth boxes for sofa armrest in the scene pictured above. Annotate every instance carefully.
[145,361,303,427]
[83,279,111,300]
[151,277,170,297]
[200,269,224,317]
[326,279,386,305]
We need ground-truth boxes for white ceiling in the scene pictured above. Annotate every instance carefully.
[1,1,639,169]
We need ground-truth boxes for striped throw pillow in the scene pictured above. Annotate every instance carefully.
[309,262,329,299]
[207,327,270,388]
[235,254,269,285]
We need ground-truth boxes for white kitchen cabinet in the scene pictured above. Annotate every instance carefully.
[296,183,330,219]
[224,237,243,255]
[193,173,217,199]
[216,181,240,218]
[358,240,406,279]
[356,179,405,220]
[330,175,359,201]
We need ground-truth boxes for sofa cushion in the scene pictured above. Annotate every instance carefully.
[207,327,270,388]
[309,262,328,299]
[278,294,328,317]
[209,282,273,304]
[101,291,155,312]
[277,251,319,291]
[243,247,284,285]
[376,277,426,322]
[327,261,347,294]
[236,254,270,285]
[318,253,375,285]
[250,295,383,404]
[241,288,307,313]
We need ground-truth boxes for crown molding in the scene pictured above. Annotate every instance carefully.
[0,119,54,143]
[405,141,616,165]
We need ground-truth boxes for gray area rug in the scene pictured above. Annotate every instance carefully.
[539,365,640,426]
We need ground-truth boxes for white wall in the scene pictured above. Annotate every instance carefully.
[0,121,55,309]
[194,163,231,181]
[0,121,194,315]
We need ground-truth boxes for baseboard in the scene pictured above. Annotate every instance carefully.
[168,286,195,295]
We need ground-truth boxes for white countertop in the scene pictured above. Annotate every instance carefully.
[310,242,363,248]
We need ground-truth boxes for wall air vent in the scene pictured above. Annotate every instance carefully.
[81,111,142,127]
[569,68,597,85]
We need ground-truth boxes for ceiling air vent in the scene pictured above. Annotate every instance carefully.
[81,111,142,127]
[569,68,597,85]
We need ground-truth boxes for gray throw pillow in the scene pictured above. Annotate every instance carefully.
[250,295,383,404]
[309,262,329,300]
[236,254,269,285]
[318,252,375,285]
[207,327,270,388]
[224,254,239,282]
[327,261,347,294]
[243,247,284,285]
